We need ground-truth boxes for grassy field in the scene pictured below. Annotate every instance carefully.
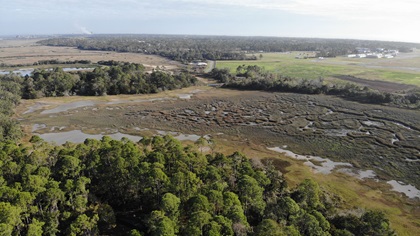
[216,51,420,86]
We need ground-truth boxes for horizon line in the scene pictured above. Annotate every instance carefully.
[2,33,420,45]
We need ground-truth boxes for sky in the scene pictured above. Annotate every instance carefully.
[1,0,420,43]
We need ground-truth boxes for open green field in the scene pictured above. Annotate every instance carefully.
[216,51,420,86]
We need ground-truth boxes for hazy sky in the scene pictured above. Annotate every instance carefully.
[2,0,420,43]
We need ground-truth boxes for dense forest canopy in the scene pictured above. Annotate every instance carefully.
[0,134,395,235]
[19,61,197,99]
[38,35,420,63]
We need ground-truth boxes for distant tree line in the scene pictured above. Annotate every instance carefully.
[209,66,420,108]
[0,74,23,142]
[0,60,92,68]
[38,35,420,63]
[0,133,395,235]
[33,59,92,66]
[21,62,197,99]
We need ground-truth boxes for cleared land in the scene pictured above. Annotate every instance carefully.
[216,51,420,87]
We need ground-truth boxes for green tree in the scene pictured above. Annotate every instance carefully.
[69,214,99,236]
[203,221,222,236]
[0,202,22,235]
[97,203,116,231]
[265,196,301,223]
[254,219,283,236]
[297,212,329,236]
[359,211,394,236]
[161,193,181,222]
[170,171,201,200]
[148,165,169,202]
[27,219,45,236]
[186,194,211,213]
[213,215,233,236]
[184,211,212,235]
[148,210,176,236]
[292,179,323,211]
[222,192,248,227]
[207,190,224,215]
[237,175,266,218]
[54,155,81,180]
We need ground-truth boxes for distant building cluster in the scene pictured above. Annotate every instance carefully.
[347,47,399,59]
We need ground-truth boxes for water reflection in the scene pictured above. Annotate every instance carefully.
[267,146,352,174]
[387,180,420,199]
[41,101,96,114]
[37,130,142,145]
[268,146,420,199]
